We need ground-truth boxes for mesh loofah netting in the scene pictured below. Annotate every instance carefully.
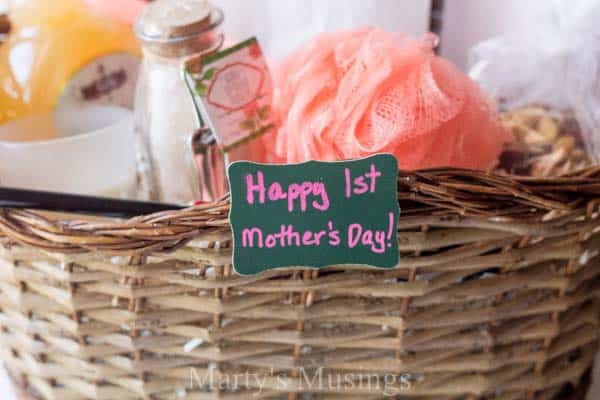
[265,28,512,170]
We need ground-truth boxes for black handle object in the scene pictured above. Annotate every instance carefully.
[0,187,186,218]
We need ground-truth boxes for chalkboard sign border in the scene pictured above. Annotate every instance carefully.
[227,153,401,276]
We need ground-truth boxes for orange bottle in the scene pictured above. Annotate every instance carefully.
[0,0,140,130]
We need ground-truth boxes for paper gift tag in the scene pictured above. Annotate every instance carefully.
[228,154,400,275]
[185,37,276,152]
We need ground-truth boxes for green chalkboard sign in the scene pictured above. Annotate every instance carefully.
[228,154,400,275]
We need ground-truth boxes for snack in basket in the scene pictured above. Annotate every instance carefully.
[266,28,512,170]
[498,105,592,177]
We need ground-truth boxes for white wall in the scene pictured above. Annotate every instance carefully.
[212,0,431,61]
[212,0,561,72]
[440,0,554,70]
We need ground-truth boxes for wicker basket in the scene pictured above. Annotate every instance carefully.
[0,163,599,399]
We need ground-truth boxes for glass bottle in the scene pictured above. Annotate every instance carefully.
[133,0,225,203]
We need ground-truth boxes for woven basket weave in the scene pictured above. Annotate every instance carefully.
[0,165,599,400]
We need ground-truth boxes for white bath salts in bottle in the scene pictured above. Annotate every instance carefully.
[134,0,224,203]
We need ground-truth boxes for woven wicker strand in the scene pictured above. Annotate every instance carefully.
[0,166,598,400]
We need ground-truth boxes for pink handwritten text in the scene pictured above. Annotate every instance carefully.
[344,163,382,198]
[246,171,330,212]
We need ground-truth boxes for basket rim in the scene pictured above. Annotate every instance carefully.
[0,166,599,256]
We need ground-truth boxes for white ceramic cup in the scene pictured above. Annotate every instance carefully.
[0,105,137,198]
